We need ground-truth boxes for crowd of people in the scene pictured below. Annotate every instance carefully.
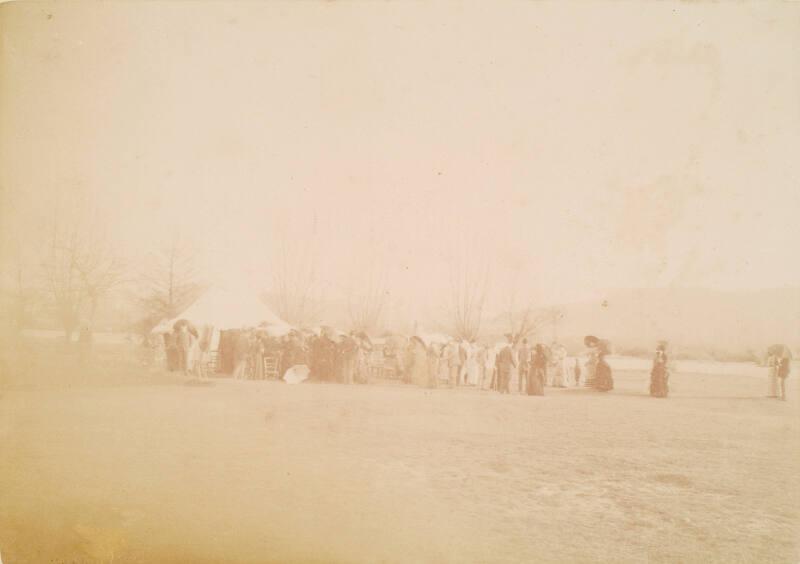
[155,323,620,394]
[152,322,792,401]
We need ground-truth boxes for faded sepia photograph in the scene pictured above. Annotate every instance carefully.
[0,1,798,562]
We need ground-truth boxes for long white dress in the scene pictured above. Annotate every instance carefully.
[464,343,479,386]
[550,344,567,387]
[483,348,497,389]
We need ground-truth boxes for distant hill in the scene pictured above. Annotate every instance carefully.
[483,287,800,360]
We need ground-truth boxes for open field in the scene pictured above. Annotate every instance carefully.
[0,340,798,563]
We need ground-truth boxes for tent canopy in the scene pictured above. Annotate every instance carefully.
[153,288,287,333]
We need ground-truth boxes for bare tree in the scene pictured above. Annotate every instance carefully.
[505,269,548,344]
[75,235,126,324]
[270,235,324,327]
[446,249,490,341]
[137,238,204,328]
[543,306,565,342]
[40,214,126,342]
[346,253,388,334]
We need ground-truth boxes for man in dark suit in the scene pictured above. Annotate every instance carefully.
[495,335,517,394]
[176,325,193,377]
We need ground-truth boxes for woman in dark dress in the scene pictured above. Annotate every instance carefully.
[593,339,613,392]
[528,344,546,396]
[649,342,669,398]
[777,356,791,402]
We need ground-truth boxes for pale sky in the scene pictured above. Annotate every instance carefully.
[2,1,799,321]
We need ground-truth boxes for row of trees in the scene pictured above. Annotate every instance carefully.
[269,235,565,342]
[3,206,563,343]
[447,256,565,344]
[2,199,204,342]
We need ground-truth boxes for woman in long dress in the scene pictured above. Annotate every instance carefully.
[354,339,371,384]
[483,345,497,390]
[649,344,669,398]
[465,340,479,386]
[437,344,449,385]
[251,335,265,380]
[408,337,429,387]
[593,341,614,392]
[582,336,600,388]
[528,344,546,395]
[549,343,566,387]
[340,335,358,385]
[777,356,791,401]
[446,341,461,387]
[426,343,440,388]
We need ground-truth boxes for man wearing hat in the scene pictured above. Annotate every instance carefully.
[495,334,517,394]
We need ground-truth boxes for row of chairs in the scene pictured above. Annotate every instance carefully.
[200,351,282,380]
[201,350,405,381]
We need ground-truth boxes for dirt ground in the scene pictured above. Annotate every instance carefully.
[0,341,798,563]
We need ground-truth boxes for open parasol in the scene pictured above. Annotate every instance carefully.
[584,335,600,348]
[283,364,310,385]
[411,335,428,348]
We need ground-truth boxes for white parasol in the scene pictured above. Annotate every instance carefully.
[283,364,310,385]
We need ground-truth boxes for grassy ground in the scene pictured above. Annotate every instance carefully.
[0,339,798,563]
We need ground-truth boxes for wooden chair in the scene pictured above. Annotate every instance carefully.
[264,353,281,380]
[203,350,218,378]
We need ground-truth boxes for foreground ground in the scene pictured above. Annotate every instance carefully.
[0,341,798,563]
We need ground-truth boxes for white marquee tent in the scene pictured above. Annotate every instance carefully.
[153,288,291,348]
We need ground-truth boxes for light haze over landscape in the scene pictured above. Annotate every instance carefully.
[2,1,798,343]
[2,3,800,564]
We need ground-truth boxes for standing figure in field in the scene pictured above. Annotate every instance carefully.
[408,336,429,387]
[528,344,547,396]
[495,335,516,394]
[458,340,469,385]
[176,325,193,377]
[777,355,791,402]
[164,331,178,371]
[339,334,359,385]
[426,343,440,389]
[251,333,265,380]
[517,339,530,394]
[447,340,462,387]
[279,335,293,379]
[194,325,214,379]
[465,339,480,386]
[335,332,348,382]
[549,343,567,388]
[437,344,449,385]
[483,345,497,390]
[649,342,669,398]
[583,335,600,387]
[573,358,582,386]
[232,329,250,380]
[311,330,337,381]
[353,333,372,384]
[593,340,614,392]
[476,344,487,387]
